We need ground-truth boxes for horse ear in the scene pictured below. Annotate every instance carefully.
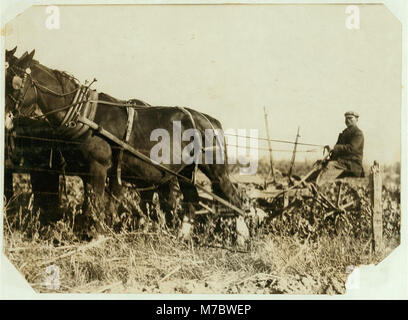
[28,49,35,60]
[19,51,28,60]
[18,50,35,68]
[6,46,17,58]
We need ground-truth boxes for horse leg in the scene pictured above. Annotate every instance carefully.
[77,161,108,237]
[173,166,198,239]
[4,167,13,204]
[105,147,127,228]
[74,175,91,236]
[178,166,199,211]
[30,171,61,225]
[87,160,109,233]
[157,177,182,228]
[199,164,250,247]
[199,163,242,208]
[138,188,162,227]
[3,168,16,222]
[4,129,15,203]
[106,176,123,228]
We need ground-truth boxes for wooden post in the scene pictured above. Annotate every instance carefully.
[370,161,383,254]
[263,107,275,182]
[288,126,300,178]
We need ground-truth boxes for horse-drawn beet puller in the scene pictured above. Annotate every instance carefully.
[4,47,366,241]
[258,112,366,234]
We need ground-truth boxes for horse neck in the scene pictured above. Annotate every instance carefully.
[31,62,79,125]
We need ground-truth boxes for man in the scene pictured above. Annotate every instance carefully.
[316,111,364,186]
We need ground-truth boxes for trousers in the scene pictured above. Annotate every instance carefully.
[315,160,347,186]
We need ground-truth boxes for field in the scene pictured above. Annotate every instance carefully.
[2,160,401,294]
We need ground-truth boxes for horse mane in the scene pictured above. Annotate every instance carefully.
[52,69,79,92]
[29,58,150,107]
[29,59,80,91]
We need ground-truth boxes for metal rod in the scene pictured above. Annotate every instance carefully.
[223,133,324,147]
[288,126,300,178]
[263,106,275,182]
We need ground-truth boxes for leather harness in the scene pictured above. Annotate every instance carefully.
[116,106,135,186]
[57,87,99,139]
[8,63,225,191]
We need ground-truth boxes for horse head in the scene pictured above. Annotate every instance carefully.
[5,47,19,129]
[5,49,37,129]
[6,49,82,131]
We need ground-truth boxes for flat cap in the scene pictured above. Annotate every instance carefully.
[344,111,359,118]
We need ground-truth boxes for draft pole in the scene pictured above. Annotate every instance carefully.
[288,126,300,179]
[263,106,276,182]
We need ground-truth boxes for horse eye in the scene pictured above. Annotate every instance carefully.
[5,62,9,69]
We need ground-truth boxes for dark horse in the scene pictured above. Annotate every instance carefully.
[4,117,63,223]
[4,47,61,225]
[5,48,171,227]
[5,49,243,236]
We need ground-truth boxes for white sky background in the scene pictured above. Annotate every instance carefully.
[4,4,402,165]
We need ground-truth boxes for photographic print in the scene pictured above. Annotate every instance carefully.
[1,1,405,297]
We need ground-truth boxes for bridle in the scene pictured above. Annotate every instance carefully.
[6,61,82,123]
[6,58,148,130]
[5,62,37,119]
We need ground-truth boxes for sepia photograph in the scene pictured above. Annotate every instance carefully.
[1,1,405,297]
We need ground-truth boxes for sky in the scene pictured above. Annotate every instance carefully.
[4,4,402,165]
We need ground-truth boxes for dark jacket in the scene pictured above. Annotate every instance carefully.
[331,125,364,177]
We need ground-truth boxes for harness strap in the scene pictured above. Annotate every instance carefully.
[58,86,90,137]
[90,99,149,108]
[196,111,225,160]
[71,90,98,139]
[55,89,99,139]
[60,87,83,128]
[177,106,201,184]
[116,107,135,186]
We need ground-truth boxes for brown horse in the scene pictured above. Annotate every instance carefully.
[5,47,61,225]
[5,49,181,229]
[5,49,244,236]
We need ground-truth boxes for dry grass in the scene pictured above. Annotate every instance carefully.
[2,171,400,295]
[3,219,392,295]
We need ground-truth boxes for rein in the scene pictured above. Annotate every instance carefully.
[28,99,151,120]
[32,80,80,97]
[8,60,150,122]
[9,69,146,121]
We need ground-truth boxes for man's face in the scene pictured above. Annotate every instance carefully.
[345,115,358,128]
